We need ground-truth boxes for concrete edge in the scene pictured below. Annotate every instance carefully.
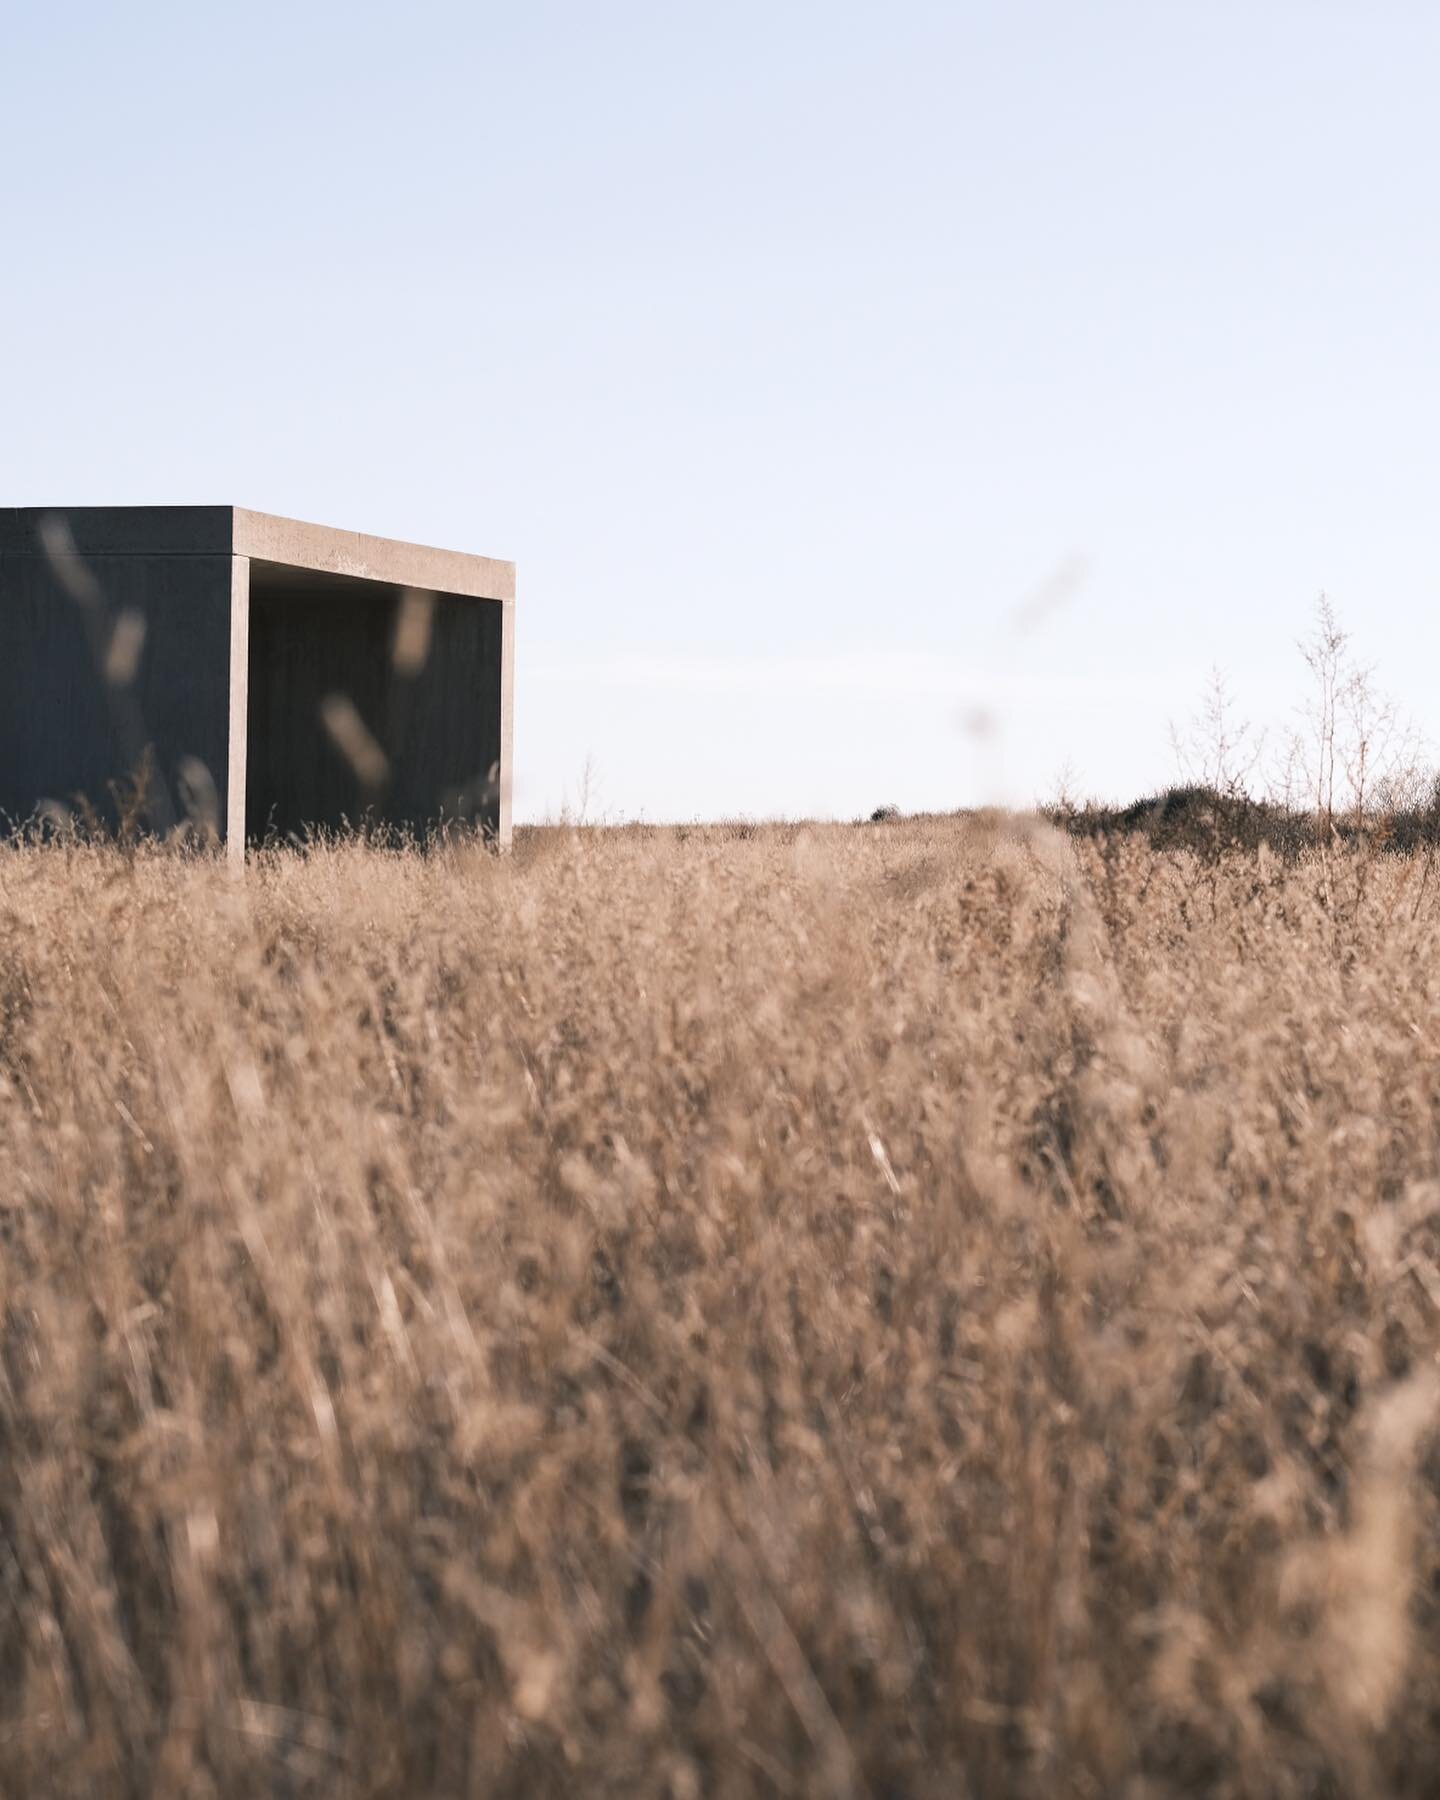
[234,509,515,602]
[0,506,235,557]
[0,507,516,604]
[226,556,250,870]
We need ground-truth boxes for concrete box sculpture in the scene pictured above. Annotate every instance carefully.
[0,507,515,859]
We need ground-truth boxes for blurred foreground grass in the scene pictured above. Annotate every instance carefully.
[4,816,1440,1796]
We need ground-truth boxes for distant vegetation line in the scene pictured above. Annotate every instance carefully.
[1047,779,1440,858]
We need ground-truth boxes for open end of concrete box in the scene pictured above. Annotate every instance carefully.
[0,506,515,856]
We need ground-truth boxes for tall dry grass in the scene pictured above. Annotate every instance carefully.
[4,816,1440,1796]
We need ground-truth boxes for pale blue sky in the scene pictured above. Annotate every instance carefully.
[6,2,1438,820]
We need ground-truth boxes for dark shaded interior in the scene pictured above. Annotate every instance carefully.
[245,561,503,842]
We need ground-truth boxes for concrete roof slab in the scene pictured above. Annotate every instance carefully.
[0,507,514,602]
[233,510,514,601]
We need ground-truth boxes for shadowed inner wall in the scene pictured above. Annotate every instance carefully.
[245,561,503,842]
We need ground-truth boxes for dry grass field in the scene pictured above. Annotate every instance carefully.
[5,815,1440,1796]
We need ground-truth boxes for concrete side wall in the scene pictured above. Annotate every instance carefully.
[245,568,505,842]
[0,551,235,833]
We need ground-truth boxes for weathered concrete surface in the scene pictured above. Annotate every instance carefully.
[0,507,515,857]
[233,510,514,603]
